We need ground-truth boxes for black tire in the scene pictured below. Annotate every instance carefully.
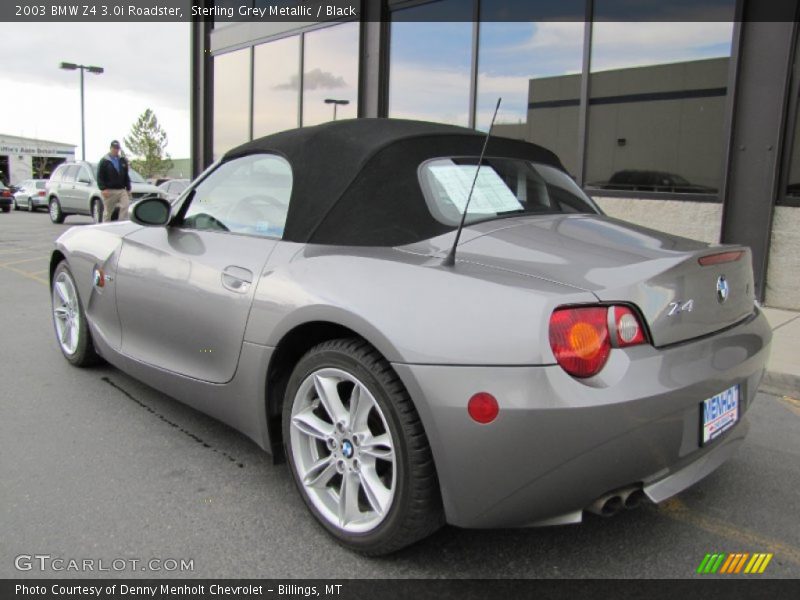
[1,206,10,213]
[91,198,103,223]
[51,261,102,367]
[49,198,65,223]
[282,338,443,555]
[14,198,19,210]
[28,198,34,212]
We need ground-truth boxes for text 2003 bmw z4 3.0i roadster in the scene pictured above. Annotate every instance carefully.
[50,119,771,554]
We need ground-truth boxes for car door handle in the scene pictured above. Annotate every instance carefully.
[221,266,253,293]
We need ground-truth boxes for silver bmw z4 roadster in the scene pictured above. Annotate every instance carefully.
[50,119,771,554]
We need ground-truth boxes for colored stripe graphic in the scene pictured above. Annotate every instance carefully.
[697,554,712,573]
[734,553,749,573]
[711,553,726,573]
[697,552,773,574]
[758,554,773,573]
[720,554,737,573]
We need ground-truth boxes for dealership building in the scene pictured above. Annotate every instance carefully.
[190,0,800,309]
[0,134,75,186]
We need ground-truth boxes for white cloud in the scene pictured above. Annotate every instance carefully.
[0,22,190,158]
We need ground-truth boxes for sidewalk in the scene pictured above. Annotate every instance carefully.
[761,306,800,397]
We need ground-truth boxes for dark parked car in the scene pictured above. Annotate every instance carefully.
[50,119,769,554]
[591,170,716,194]
[0,184,13,212]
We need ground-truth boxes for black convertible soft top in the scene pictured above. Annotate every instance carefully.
[223,118,565,246]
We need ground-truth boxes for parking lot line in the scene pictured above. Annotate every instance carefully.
[0,255,49,267]
[658,497,800,567]
[779,396,800,417]
[0,264,48,285]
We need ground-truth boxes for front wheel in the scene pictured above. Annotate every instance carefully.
[51,261,101,366]
[49,198,65,223]
[283,338,443,555]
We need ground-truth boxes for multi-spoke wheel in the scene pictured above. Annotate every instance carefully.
[51,261,101,366]
[283,339,442,555]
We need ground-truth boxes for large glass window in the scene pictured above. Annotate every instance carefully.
[182,154,292,238]
[585,8,735,195]
[213,48,251,160]
[253,35,301,136]
[478,1,585,177]
[389,0,473,126]
[302,22,359,126]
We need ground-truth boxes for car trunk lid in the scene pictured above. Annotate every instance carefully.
[444,214,756,347]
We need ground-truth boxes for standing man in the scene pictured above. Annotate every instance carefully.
[97,140,131,222]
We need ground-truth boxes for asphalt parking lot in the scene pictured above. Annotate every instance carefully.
[1,210,799,579]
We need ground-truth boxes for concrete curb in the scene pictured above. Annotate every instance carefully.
[760,371,800,397]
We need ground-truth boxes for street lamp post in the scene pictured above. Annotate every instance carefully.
[60,62,104,161]
[324,98,350,121]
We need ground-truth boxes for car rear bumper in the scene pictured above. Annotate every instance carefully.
[393,309,771,528]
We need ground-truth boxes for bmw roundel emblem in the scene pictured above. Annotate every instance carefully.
[342,440,354,459]
[716,275,729,303]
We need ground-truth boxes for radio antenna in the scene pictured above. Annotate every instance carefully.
[442,97,502,267]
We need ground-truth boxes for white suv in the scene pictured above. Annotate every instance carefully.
[46,161,163,223]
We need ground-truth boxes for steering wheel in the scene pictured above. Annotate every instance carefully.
[185,212,229,232]
[228,195,286,223]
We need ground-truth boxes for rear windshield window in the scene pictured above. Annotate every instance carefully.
[35,181,46,189]
[419,157,599,226]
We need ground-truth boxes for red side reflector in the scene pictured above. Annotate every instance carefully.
[698,251,743,266]
[467,392,499,424]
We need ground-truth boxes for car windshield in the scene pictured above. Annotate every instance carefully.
[419,157,599,226]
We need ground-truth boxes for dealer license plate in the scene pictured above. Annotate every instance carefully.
[701,384,739,445]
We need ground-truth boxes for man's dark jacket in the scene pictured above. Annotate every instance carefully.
[97,155,131,191]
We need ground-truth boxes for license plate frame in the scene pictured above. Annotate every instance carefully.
[701,384,740,446]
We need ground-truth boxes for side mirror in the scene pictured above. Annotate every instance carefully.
[131,196,171,226]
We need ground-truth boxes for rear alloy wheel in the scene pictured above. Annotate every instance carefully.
[49,198,65,223]
[91,198,103,223]
[283,338,442,555]
[51,262,101,367]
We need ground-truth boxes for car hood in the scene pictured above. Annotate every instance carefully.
[405,214,756,347]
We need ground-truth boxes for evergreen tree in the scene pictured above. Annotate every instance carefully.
[123,109,174,179]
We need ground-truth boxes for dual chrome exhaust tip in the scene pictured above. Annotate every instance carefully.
[587,486,649,517]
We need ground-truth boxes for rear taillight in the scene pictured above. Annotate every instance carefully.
[549,305,647,378]
[38,190,46,196]
[1,190,10,198]
[611,305,646,347]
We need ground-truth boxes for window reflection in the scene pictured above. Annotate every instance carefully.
[213,48,251,160]
[585,18,734,195]
[480,18,584,177]
[254,35,300,136]
[389,0,472,126]
[302,22,359,126]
